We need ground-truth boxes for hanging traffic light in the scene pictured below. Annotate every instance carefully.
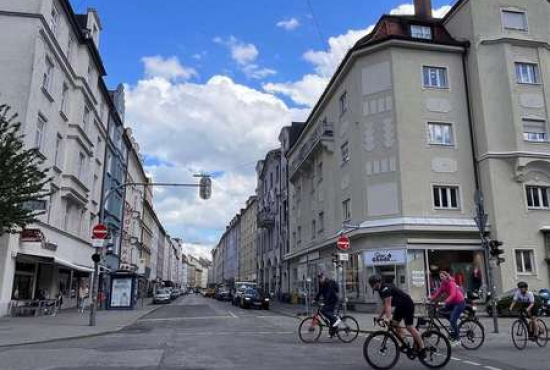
[489,240,505,265]
[199,176,212,200]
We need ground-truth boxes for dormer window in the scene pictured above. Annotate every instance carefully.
[411,25,432,40]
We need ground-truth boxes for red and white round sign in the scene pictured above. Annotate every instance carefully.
[92,224,108,239]
[337,235,350,251]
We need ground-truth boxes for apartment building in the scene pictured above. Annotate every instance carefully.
[239,196,258,282]
[0,0,122,315]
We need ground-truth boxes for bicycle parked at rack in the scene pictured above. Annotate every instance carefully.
[363,319,451,370]
[416,302,485,350]
[298,303,359,343]
[511,309,548,350]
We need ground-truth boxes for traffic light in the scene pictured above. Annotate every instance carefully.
[489,240,505,265]
[199,176,212,200]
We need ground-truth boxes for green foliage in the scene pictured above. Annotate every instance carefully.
[0,104,51,235]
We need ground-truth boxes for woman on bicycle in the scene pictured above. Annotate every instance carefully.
[430,271,465,344]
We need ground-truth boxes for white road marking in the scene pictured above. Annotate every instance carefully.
[138,315,233,322]
[484,367,503,370]
[228,311,238,318]
[451,357,462,361]
[463,361,481,366]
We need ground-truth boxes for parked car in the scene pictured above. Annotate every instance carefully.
[232,287,247,306]
[204,288,216,298]
[153,288,172,304]
[239,288,270,310]
[215,288,231,301]
[486,289,545,317]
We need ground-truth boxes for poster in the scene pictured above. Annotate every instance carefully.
[110,277,132,308]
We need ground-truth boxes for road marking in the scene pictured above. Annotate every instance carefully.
[451,357,462,361]
[138,315,234,322]
[228,311,238,318]
[484,366,503,370]
[463,361,481,366]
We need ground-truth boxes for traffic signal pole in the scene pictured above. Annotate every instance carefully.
[89,177,212,327]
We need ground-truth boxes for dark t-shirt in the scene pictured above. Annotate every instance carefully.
[377,283,412,307]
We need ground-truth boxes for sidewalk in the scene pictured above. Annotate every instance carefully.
[0,298,161,348]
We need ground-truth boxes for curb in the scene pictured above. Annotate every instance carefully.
[0,304,164,349]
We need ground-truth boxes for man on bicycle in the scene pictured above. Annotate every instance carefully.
[368,275,426,356]
[430,270,465,345]
[313,272,340,337]
[509,281,536,338]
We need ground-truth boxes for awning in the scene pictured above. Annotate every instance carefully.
[55,257,94,273]
[540,226,550,233]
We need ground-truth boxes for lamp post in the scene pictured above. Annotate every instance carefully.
[89,176,212,326]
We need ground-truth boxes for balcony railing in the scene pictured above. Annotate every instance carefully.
[257,209,276,228]
[289,122,334,177]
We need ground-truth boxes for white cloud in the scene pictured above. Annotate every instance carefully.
[142,55,197,81]
[214,36,276,79]
[182,243,213,261]
[126,64,298,244]
[277,17,300,31]
[263,74,329,108]
[390,4,452,18]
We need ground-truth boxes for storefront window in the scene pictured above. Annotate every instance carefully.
[427,250,485,297]
[408,250,427,302]
[363,249,407,302]
[12,262,36,300]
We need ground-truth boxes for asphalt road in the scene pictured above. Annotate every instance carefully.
[0,294,547,370]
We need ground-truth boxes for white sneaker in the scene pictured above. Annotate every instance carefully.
[332,318,342,327]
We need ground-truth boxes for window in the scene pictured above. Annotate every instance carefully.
[423,66,448,88]
[49,4,59,34]
[92,175,98,200]
[526,186,550,209]
[83,106,90,133]
[515,63,540,84]
[64,203,71,232]
[77,152,86,179]
[318,212,324,232]
[60,83,69,114]
[43,57,54,92]
[318,162,323,183]
[339,91,348,116]
[67,35,74,61]
[87,64,93,86]
[428,122,454,145]
[410,25,432,39]
[433,186,460,209]
[35,116,46,151]
[270,172,273,187]
[296,184,302,204]
[297,226,302,245]
[341,141,350,165]
[54,134,62,166]
[515,250,534,274]
[502,10,527,31]
[311,220,316,239]
[523,119,547,142]
[342,199,351,221]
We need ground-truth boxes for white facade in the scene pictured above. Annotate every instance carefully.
[0,0,112,315]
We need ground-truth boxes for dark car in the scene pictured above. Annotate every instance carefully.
[486,289,545,317]
[239,288,269,310]
[215,288,231,301]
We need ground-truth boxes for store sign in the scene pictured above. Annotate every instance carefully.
[42,242,57,252]
[20,229,45,242]
[364,249,406,266]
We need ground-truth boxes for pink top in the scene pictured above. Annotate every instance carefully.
[430,278,465,305]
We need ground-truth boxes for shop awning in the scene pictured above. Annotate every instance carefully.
[54,257,94,273]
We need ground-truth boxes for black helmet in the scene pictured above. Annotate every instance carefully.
[368,275,382,288]
[518,281,528,289]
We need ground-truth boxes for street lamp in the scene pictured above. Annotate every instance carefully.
[89,175,212,326]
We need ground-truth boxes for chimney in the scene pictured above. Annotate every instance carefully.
[414,0,432,19]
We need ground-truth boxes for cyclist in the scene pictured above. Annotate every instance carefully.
[430,271,465,345]
[368,275,426,356]
[313,272,340,337]
[509,281,536,338]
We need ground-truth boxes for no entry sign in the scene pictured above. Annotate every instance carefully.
[337,235,350,251]
[92,224,108,239]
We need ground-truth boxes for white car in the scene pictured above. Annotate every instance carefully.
[153,288,171,304]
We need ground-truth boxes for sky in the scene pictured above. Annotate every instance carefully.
[71,0,456,260]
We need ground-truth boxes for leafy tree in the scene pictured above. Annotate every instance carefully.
[0,104,51,235]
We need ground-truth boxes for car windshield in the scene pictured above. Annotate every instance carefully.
[245,288,257,295]
[157,289,169,294]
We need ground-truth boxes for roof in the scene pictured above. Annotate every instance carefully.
[291,14,466,156]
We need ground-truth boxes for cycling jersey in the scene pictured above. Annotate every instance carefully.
[513,290,535,305]
[378,283,413,307]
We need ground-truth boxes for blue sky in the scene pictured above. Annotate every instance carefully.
[71,0,454,259]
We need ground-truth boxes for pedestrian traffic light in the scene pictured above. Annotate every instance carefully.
[489,240,505,265]
[199,176,212,200]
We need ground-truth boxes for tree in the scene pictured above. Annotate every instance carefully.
[0,103,51,235]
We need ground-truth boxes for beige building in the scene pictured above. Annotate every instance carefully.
[239,196,258,282]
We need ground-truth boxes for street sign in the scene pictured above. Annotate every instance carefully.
[336,253,349,261]
[92,239,105,248]
[92,224,108,239]
[337,235,350,251]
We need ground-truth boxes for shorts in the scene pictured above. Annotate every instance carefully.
[392,299,415,327]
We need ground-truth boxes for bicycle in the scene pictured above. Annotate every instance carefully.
[363,319,451,369]
[298,303,359,343]
[511,309,548,350]
[417,302,485,350]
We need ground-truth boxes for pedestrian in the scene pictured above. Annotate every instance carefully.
[78,285,89,314]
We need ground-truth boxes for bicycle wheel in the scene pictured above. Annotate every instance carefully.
[336,315,359,343]
[535,319,548,347]
[363,331,400,370]
[511,320,528,350]
[298,316,322,343]
[459,319,485,350]
[419,330,451,369]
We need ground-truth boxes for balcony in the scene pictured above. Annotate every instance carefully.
[257,209,276,229]
[289,122,334,179]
